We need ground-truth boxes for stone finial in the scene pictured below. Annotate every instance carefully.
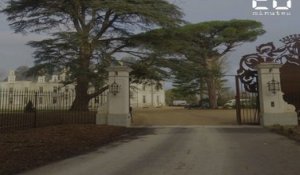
[8,70,16,83]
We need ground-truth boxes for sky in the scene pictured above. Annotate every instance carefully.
[0,0,299,85]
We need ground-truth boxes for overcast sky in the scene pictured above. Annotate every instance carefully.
[0,0,299,81]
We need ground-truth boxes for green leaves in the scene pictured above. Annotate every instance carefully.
[2,0,184,110]
[2,0,184,34]
[2,0,266,109]
[2,0,184,83]
[134,19,265,107]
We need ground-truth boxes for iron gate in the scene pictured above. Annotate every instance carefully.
[236,34,300,125]
[235,75,260,125]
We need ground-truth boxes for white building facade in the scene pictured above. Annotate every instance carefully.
[0,70,165,109]
[130,83,166,108]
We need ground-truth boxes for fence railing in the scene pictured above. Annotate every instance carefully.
[235,76,260,125]
[0,89,108,132]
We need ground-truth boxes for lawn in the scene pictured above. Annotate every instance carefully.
[132,107,237,126]
[0,125,145,175]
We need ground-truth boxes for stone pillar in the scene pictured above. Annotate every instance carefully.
[257,63,298,126]
[96,66,132,127]
[96,103,108,125]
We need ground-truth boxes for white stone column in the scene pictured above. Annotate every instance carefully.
[105,66,132,127]
[96,103,108,125]
[257,63,298,126]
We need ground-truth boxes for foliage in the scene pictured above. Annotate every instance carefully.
[0,69,6,81]
[135,19,265,108]
[121,56,169,87]
[2,0,184,110]
[15,66,33,81]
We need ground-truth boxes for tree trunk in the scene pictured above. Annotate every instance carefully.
[205,78,218,109]
[70,43,92,111]
[70,76,90,111]
[205,57,218,109]
[199,77,205,105]
[70,83,90,111]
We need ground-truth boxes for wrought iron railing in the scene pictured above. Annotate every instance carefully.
[0,89,108,132]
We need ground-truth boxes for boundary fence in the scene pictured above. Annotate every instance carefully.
[0,89,108,132]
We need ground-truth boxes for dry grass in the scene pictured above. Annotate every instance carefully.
[132,107,237,126]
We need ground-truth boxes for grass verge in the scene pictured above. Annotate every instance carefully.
[0,124,146,175]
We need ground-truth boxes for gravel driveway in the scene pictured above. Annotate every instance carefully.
[23,126,300,175]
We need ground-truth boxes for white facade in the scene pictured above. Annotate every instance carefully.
[0,70,72,92]
[130,83,166,108]
[0,70,166,109]
[0,71,76,110]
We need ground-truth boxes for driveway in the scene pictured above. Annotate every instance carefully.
[23,126,300,175]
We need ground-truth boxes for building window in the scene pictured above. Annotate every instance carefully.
[130,91,134,99]
[53,97,57,104]
[95,97,99,104]
[9,87,13,94]
[39,87,43,93]
[9,97,13,104]
[25,87,29,93]
[38,76,45,83]
[39,97,43,105]
[142,84,146,91]
[143,96,146,103]
[157,96,160,104]
[155,86,160,91]
[53,87,58,93]
[52,75,58,82]
[65,86,69,93]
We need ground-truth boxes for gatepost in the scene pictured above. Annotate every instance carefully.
[256,63,298,126]
[96,66,132,127]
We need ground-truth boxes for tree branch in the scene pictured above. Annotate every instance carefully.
[92,10,118,43]
[220,43,234,56]
[88,85,109,99]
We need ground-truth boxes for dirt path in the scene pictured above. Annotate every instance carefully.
[132,107,237,126]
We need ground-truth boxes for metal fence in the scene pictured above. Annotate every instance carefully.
[235,76,260,125]
[0,89,108,132]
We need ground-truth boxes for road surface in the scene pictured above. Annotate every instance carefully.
[23,126,300,175]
